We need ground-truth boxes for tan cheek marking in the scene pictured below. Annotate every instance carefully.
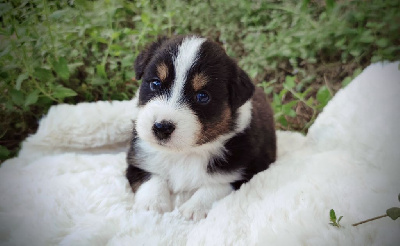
[192,73,208,91]
[197,104,232,144]
[157,63,168,81]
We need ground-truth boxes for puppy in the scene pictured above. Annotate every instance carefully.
[126,35,276,221]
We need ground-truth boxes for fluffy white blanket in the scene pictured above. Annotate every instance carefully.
[0,62,399,246]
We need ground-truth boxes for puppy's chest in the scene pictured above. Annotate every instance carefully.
[140,152,211,192]
[135,141,239,193]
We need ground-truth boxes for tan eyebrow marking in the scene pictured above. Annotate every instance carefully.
[157,63,168,81]
[192,73,208,91]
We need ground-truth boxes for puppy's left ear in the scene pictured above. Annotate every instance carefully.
[229,68,255,111]
[134,36,168,80]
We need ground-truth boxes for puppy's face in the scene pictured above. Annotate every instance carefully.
[134,36,254,151]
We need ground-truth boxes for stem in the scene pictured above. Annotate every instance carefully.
[42,0,57,59]
[323,74,334,96]
[10,15,60,103]
[101,7,113,67]
[284,85,315,110]
[352,214,387,226]
[302,110,317,132]
[283,84,318,132]
[100,1,115,86]
[264,4,318,29]
[32,78,61,103]
[134,25,148,54]
[10,16,28,62]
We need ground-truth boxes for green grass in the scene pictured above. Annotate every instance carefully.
[1,0,399,161]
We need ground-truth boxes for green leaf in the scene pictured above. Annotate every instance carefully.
[111,31,121,40]
[325,0,335,11]
[279,88,288,99]
[273,93,282,106]
[386,207,400,220]
[376,38,389,48]
[89,76,108,85]
[338,216,343,223]
[16,73,29,90]
[0,145,11,159]
[49,9,69,20]
[24,90,39,107]
[300,87,313,98]
[53,57,70,80]
[121,54,135,68]
[0,45,11,58]
[306,97,314,107]
[278,116,288,127]
[330,209,336,221]
[342,76,352,87]
[350,49,361,57]
[282,101,298,117]
[33,68,54,82]
[96,64,107,78]
[10,89,24,106]
[316,86,331,108]
[52,85,77,99]
[141,13,150,24]
[0,3,13,17]
[284,76,296,89]
[264,86,274,95]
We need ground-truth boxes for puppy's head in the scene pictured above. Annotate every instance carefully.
[134,35,254,151]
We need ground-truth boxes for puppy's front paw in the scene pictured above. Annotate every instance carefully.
[134,194,172,213]
[133,176,172,213]
[177,184,233,221]
[179,200,208,221]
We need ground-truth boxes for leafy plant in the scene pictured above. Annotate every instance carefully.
[330,193,400,228]
[1,0,400,162]
[259,75,332,131]
[329,209,343,228]
[352,193,400,226]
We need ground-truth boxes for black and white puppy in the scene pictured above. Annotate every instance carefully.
[126,35,276,221]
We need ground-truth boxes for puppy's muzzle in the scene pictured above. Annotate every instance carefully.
[152,120,176,140]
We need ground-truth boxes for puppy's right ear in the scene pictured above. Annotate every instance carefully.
[134,36,168,80]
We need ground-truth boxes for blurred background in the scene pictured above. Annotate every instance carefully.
[0,0,399,162]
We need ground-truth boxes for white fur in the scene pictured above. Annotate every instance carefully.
[133,36,253,220]
[133,176,172,213]
[135,36,206,151]
[135,97,201,150]
[234,100,252,132]
[170,36,206,104]
[179,184,233,221]
[135,99,252,193]
[1,62,399,245]
[133,100,253,218]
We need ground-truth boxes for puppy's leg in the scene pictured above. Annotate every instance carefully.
[179,184,233,221]
[133,175,172,213]
[126,164,151,192]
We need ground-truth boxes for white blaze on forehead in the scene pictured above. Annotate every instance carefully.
[170,36,206,104]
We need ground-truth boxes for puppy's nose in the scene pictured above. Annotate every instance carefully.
[152,121,175,140]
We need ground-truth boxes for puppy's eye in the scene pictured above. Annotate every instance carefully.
[196,91,210,104]
[149,80,161,91]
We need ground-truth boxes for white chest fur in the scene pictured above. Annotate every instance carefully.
[135,139,242,193]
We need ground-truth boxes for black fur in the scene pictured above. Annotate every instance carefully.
[126,135,151,192]
[208,87,276,190]
[127,35,276,193]
[134,36,169,80]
